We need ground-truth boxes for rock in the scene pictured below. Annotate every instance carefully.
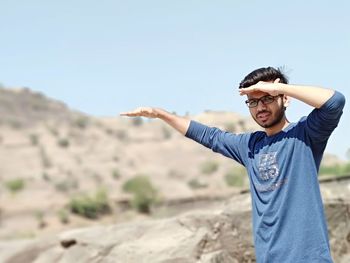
[1,197,349,263]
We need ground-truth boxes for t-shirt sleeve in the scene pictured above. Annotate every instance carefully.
[185,120,249,166]
[305,90,345,143]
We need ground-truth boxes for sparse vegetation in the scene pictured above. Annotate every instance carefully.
[116,130,128,141]
[5,178,25,193]
[105,127,115,136]
[57,137,70,148]
[29,133,39,146]
[57,209,70,224]
[69,188,111,219]
[188,178,208,189]
[46,125,59,137]
[55,178,79,192]
[319,163,350,177]
[238,119,246,131]
[200,161,219,175]
[111,169,121,180]
[224,167,247,187]
[162,126,172,139]
[42,172,51,182]
[225,122,237,133]
[122,175,158,213]
[34,210,46,229]
[7,120,22,129]
[131,117,143,127]
[74,116,89,129]
[39,146,52,168]
[168,169,184,179]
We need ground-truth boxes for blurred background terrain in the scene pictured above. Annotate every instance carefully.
[0,87,349,247]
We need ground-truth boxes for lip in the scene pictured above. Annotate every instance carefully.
[257,112,271,121]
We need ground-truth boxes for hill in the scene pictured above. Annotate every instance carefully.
[0,86,347,241]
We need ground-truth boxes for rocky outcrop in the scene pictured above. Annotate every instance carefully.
[1,195,349,263]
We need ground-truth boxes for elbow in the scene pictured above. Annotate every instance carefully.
[334,91,346,110]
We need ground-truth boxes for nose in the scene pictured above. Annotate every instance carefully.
[256,99,267,111]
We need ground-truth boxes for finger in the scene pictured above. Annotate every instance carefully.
[239,86,256,95]
[274,78,280,83]
[120,112,136,116]
[120,110,141,116]
[119,112,131,116]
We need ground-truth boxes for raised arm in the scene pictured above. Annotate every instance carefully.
[120,107,191,135]
[239,79,335,109]
[121,107,251,165]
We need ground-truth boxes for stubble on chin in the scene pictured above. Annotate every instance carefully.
[252,107,285,129]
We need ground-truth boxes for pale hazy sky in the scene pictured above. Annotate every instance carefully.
[0,0,349,158]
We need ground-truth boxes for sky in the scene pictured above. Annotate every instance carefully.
[0,0,349,159]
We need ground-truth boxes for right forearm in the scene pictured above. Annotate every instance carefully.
[155,108,191,135]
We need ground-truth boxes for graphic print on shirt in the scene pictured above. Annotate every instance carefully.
[255,151,288,192]
[258,152,279,180]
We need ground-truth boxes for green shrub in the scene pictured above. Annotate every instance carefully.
[55,181,70,192]
[57,209,70,224]
[55,178,79,192]
[162,127,172,139]
[34,210,46,228]
[111,169,121,180]
[224,167,246,187]
[188,178,208,189]
[42,172,51,182]
[74,116,89,129]
[47,126,59,137]
[39,146,52,168]
[29,133,39,146]
[122,175,158,213]
[131,117,143,126]
[343,162,350,174]
[200,161,219,175]
[69,188,111,219]
[57,138,70,148]
[319,162,350,177]
[5,178,25,193]
[94,188,110,213]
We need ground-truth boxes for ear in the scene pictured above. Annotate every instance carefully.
[283,95,290,108]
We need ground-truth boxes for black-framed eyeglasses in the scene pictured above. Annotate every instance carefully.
[245,95,282,108]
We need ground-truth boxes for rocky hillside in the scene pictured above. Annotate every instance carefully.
[0,86,348,262]
[0,87,84,128]
[0,87,263,240]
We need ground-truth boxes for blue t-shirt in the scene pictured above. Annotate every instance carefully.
[185,91,345,263]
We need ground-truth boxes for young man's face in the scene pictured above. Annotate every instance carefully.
[246,91,286,129]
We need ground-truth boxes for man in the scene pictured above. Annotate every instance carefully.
[120,67,345,263]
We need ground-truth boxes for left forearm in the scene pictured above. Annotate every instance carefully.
[278,84,335,109]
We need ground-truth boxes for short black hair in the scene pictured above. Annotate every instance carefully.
[239,67,288,89]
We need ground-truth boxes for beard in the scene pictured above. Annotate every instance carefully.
[252,105,286,129]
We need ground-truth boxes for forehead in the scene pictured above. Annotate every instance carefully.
[247,91,270,99]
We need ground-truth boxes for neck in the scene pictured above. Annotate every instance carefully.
[265,117,290,136]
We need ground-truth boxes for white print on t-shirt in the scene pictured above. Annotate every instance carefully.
[255,178,288,192]
[258,152,279,181]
